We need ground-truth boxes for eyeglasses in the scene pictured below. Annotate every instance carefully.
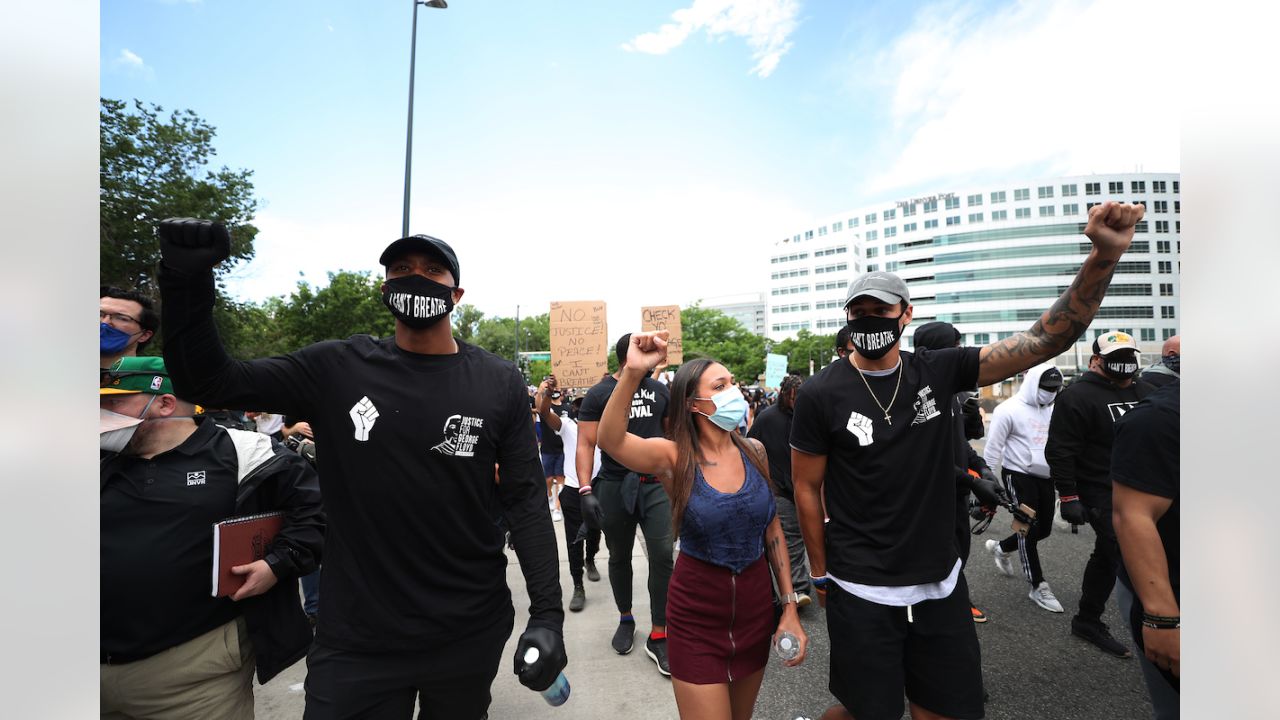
[100,311,140,326]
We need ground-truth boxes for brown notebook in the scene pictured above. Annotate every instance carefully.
[212,511,285,597]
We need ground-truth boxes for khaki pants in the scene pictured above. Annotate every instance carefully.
[101,616,255,720]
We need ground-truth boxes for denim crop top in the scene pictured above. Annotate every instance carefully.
[679,449,777,573]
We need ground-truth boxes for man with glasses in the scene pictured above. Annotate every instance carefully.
[101,286,158,369]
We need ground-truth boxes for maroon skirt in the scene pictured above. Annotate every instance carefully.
[667,551,774,685]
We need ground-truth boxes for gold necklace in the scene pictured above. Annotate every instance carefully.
[851,357,902,425]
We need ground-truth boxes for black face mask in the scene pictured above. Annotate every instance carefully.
[846,314,905,360]
[1163,354,1180,374]
[1102,353,1139,381]
[382,275,455,329]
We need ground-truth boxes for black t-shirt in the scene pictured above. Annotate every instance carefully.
[790,348,981,586]
[1112,381,1180,594]
[576,375,670,481]
[101,419,241,660]
[162,332,561,652]
[540,403,567,455]
[747,403,794,498]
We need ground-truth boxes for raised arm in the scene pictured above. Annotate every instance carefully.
[977,202,1144,386]
[535,377,562,433]
[596,332,676,477]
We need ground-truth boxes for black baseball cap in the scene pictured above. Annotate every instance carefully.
[379,234,460,284]
[1038,367,1064,390]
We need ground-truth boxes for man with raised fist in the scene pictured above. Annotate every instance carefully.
[156,219,565,719]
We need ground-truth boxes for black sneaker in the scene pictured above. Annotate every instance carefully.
[586,558,601,582]
[569,585,586,612]
[1071,616,1132,658]
[612,621,635,654]
[645,637,671,677]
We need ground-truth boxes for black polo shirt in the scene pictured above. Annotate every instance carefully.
[101,418,241,662]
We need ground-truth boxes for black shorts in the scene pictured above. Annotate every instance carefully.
[303,613,513,720]
[826,574,984,720]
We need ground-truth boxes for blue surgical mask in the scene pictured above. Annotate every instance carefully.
[100,322,136,355]
[693,387,749,433]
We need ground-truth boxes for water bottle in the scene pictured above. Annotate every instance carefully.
[775,631,800,661]
[523,647,570,706]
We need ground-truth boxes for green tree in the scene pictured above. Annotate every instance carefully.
[471,313,550,361]
[274,271,395,348]
[100,98,259,293]
[451,304,485,341]
[772,329,838,376]
[680,304,768,384]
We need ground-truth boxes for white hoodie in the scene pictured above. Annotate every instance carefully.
[983,364,1056,478]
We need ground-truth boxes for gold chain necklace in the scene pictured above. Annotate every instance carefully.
[851,357,903,425]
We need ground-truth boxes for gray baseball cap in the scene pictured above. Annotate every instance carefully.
[844,271,910,308]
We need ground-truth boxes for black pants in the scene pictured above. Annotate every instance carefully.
[1076,485,1121,622]
[595,478,674,626]
[558,485,601,585]
[997,471,1055,586]
[303,613,512,720]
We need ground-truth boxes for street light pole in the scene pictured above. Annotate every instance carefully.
[402,0,448,238]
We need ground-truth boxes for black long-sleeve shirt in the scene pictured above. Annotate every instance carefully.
[1046,371,1153,501]
[159,267,562,651]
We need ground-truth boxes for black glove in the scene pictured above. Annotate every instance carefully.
[158,218,231,273]
[579,487,604,531]
[971,467,1010,508]
[513,626,567,692]
[1060,497,1090,525]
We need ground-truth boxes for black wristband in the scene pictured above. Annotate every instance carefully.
[1140,612,1180,630]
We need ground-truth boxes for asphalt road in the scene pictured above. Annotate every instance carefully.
[255,509,1154,720]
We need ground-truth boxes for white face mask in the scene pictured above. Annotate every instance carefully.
[1036,389,1058,406]
[100,408,144,453]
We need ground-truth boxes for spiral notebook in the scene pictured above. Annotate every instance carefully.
[211,511,284,597]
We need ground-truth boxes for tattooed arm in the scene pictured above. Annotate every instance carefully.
[977,201,1145,386]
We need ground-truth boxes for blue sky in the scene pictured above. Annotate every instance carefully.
[101,0,1178,333]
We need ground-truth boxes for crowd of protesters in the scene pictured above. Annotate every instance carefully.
[100,200,1178,719]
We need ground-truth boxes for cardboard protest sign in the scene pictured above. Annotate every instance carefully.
[764,353,788,389]
[640,305,683,366]
[549,301,609,389]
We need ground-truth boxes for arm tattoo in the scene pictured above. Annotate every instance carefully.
[985,254,1119,366]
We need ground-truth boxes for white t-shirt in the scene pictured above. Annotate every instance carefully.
[555,415,600,489]
[254,413,284,436]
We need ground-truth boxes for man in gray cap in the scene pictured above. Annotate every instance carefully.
[154,219,566,720]
[791,201,1145,720]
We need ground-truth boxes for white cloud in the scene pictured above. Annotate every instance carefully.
[864,0,1180,193]
[116,49,145,69]
[622,0,801,78]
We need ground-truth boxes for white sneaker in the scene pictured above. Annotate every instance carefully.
[986,539,1018,577]
[1029,582,1064,613]
[551,508,563,522]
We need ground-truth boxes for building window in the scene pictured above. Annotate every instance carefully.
[865,213,877,224]
[1173,181,1180,193]
[1109,181,1124,194]
[866,230,878,241]
[1162,306,1175,319]
[884,227,898,238]
[1085,182,1101,195]
[1159,283,1173,296]
[1039,206,1055,217]
[1015,207,1031,219]
[1159,261,1172,274]
[1131,180,1146,193]
[1157,240,1171,253]
[923,199,938,213]
[1062,183,1078,197]
[818,226,828,236]
[1174,201,1180,214]
[991,209,1008,221]
[1155,220,1169,233]
[967,194,983,206]
[903,203,917,217]
[805,230,814,239]
[973,333,990,345]
[990,190,1006,203]
[1135,221,1148,233]
[1140,328,1156,342]
[1038,185,1054,199]
[867,263,878,272]
[1175,221,1180,233]
[904,222,917,232]
[968,213,983,223]
[1163,328,1176,340]
[833,221,843,232]
[793,234,801,243]
[1153,180,1167,193]
[1086,202,1101,212]
[1063,203,1079,215]
[1153,200,1168,213]
[850,217,859,227]
[924,218,938,229]
[867,247,879,258]
[946,215,961,226]
[1014,188,1030,201]
[945,196,960,210]
[883,208,896,221]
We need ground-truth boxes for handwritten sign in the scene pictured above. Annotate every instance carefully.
[764,353,788,389]
[550,301,609,390]
[641,305,683,366]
